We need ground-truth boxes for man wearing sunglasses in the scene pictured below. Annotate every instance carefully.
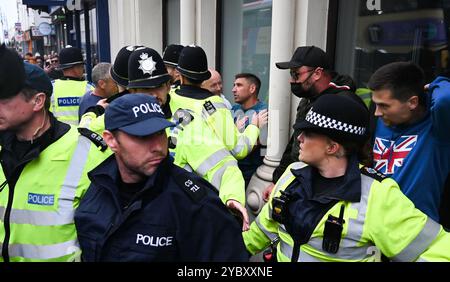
[44,55,63,80]
[264,46,365,200]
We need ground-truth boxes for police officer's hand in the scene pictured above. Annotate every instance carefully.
[226,199,250,231]
[251,109,268,128]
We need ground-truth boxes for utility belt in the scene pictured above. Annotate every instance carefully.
[271,191,346,258]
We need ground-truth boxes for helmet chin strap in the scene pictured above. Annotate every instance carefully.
[30,109,47,144]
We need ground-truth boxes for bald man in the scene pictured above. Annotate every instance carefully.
[202,68,232,109]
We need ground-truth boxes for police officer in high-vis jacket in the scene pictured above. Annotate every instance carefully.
[169,45,268,160]
[51,46,94,126]
[243,94,450,262]
[0,46,106,262]
[74,94,248,261]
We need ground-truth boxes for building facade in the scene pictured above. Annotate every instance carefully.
[22,0,450,215]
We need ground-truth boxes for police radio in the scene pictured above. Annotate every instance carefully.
[271,190,291,224]
[322,204,345,254]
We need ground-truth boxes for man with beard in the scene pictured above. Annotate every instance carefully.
[264,46,365,200]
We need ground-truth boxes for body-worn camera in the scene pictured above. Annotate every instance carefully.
[271,190,291,224]
[322,204,345,254]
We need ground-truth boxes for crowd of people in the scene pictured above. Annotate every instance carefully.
[0,41,449,262]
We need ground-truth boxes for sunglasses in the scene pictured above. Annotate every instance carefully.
[290,69,313,81]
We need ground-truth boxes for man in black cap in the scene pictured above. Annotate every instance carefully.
[51,46,94,126]
[0,47,106,262]
[127,46,250,230]
[263,46,365,201]
[170,45,268,162]
[74,94,249,262]
[162,44,184,87]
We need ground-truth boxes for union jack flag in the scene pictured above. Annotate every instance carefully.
[373,135,418,175]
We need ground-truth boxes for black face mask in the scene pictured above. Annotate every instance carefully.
[290,82,315,98]
[290,69,316,98]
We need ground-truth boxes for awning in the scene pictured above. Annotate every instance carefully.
[22,0,66,6]
[22,0,66,13]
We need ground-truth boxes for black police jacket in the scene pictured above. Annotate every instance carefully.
[74,155,249,262]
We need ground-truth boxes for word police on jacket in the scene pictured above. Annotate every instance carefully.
[132,102,164,117]
[136,233,173,247]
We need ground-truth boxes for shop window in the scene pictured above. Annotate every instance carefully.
[335,0,450,88]
[164,0,180,46]
[221,0,272,105]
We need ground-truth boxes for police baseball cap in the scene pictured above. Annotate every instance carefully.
[127,47,171,89]
[294,94,369,144]
[105,94,175,137]
[162,44,184,67]
[58,47,84,70]
[0,44,25,99]
[177,45,211,81]
[110,45,141,87]
[23,62,53,97]
[276,46,331,70]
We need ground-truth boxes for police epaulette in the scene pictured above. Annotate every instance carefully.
[78,127,108,152]
[203,101,216,115]
[360,166,387,182]
[172,169,209,202]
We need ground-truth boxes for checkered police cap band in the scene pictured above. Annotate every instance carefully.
[305,108,366,136]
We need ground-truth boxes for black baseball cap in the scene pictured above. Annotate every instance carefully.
[105,94,174,137]
[276,46,331,70]
[23,62,53,96]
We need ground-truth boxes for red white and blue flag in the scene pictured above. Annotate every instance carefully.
[373,135,418,175]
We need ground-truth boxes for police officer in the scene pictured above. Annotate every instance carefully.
[51,46,94,125]
[162,44,184,87]
[127,46,249,230]
[169,45,267,160]
[0,46,105,262]
[243,94,450,262]
[74,94,249,261]
[78,45,140,132]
